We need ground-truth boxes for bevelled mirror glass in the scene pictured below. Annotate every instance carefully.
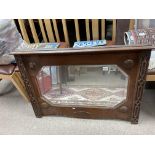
[36,65,128,108]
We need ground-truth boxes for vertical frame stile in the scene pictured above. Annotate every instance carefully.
[44,19,55,42]
[15,55,42,118]
[131,53,151,124]
[52,19,60,42]
[85,19,90,41]
[28,19,39,43]
[74,19,80,41]
[62,19,70,46]
[38,19,48,42]
[92,19,99,40]
[18,19,30,43]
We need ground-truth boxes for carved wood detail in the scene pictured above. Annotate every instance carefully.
[123,59,134,69]
[131,53,150,124]
[29,62,37,70]
[15,55,42,117]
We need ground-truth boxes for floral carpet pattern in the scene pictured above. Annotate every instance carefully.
[43,86,127,107]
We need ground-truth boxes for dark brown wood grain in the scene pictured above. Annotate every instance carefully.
[12,44,153,55]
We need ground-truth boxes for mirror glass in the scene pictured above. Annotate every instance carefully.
[36,65,128,107]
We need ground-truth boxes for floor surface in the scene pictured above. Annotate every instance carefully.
[0,80,155,135]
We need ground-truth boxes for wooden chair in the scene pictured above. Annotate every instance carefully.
[16,19,117,45]
[0,64,29,101]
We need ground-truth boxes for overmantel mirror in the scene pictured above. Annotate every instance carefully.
[12,45,153,124]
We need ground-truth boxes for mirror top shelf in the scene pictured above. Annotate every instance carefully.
[12,44,154,55]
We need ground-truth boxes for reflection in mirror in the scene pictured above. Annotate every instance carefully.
[36,65,128,107]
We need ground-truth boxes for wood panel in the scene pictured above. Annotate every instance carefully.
[38,19,48,42]
[74,19,80,41]
[28,19,39,43]
[44,19,55,42]
[92,19,99,40]
[18,19,30,43]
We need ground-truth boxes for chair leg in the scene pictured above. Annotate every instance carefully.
[11,72,29,102]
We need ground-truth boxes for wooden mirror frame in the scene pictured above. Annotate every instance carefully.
[12,45,153,124]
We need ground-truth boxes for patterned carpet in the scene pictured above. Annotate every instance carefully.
[43,86,127,107]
